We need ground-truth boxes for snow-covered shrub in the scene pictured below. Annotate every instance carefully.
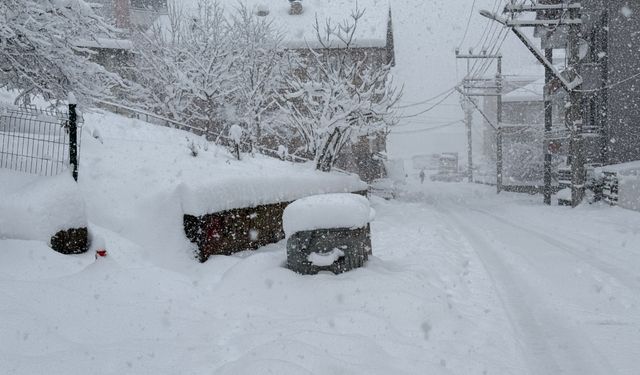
[0,0,125,104]
[131,0,288,143]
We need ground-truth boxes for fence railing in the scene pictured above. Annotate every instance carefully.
[0,104,82,178]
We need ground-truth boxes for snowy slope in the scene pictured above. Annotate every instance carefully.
[75,110,365,267]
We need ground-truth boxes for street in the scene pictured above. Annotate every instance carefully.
[375,181,640,374]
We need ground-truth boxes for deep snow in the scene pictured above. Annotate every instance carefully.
[282,193,373,237]
[2,174,639,374]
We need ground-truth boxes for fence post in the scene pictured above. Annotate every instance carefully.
[68,93,78,182]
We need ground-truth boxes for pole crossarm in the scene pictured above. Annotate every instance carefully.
[455,54,502,59]
[504,3,582,12]
[506,19,582,27]
[479,10,582,91]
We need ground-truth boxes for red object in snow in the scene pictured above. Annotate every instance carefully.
[95,249,108,259]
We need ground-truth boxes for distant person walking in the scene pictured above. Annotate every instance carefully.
[419,169,425,184]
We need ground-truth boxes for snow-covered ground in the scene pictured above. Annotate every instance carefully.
[2,171,639,374]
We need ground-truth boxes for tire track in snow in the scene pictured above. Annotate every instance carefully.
[466,207,639,291]
[431,201,617,375]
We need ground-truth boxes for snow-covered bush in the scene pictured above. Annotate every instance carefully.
[0,0,125,104]
[131,0,288,142]
[279,8,400,171]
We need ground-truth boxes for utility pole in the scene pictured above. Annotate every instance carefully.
[544,48,553,205]
[455,50,503,187]
[567,5,586,207]
[480,2,585,206]
[496,57,503,193]
[465,97,473,182]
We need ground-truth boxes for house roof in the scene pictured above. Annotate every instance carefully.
[157,0,391,49]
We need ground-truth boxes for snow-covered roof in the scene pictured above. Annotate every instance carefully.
[158,0,391,49]
[503,78,545,103]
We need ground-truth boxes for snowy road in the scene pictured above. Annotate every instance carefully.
[398,182,640,375]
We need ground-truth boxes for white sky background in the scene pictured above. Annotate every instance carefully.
[387,0,541,164]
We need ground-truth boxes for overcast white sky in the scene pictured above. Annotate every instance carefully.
[387,0,540,163]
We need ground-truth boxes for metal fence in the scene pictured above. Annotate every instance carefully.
[0,105,82,178]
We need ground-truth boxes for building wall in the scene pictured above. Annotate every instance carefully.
[605,0,640,164]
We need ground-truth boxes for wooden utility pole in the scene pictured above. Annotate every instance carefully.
[465,98,473,182]
[455,50,503,187]
[544,48,553,205]
[567,5,586,207]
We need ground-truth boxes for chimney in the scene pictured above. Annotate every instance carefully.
[114,0,131,29]
[289,0,303,15]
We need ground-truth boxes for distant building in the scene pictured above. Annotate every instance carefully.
[75,0,168,76]
[91,0,168,31]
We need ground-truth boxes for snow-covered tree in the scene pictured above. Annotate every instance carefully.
[280,8,400,172]
[133,0,234,130]
[226,4,288,144]
[132,0,288,143]
[0,0,125,104]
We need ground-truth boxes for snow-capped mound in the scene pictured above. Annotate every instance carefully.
[0,169,86,242]
[283,193,374,237]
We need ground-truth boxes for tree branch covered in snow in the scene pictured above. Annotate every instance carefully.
[131,0,288,143]
[0,0,126,105]
[279,8,401,172]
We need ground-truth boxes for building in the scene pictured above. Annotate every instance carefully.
[92,0,168,30]
[535,0,640,165]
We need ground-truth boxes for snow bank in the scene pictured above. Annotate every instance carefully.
[619,175,640,211]
[283,193,374,237]
[596,161,640,211]
[74,111,365,266]
[180,172,366,216]
[596,160,640,176]
[0,169,86,242]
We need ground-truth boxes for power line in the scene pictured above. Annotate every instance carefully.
[576,71,640,93]
[394,86,457,109]
[391,119,464,134]
[458,0,479,48]
[399,89,458,119]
